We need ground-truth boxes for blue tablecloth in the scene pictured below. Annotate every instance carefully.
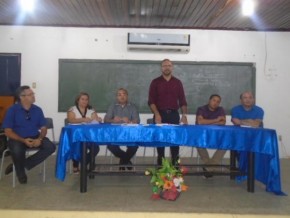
[55,124,284,195]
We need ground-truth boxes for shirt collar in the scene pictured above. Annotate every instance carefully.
[115,102,131,107]
[16,103,36,111]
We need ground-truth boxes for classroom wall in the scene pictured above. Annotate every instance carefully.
[0,26,289,158]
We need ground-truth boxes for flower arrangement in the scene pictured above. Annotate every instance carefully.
[145,158,188,200]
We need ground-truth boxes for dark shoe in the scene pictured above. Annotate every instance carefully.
[126,161,133,170]
[202,167,213,179]
[18,175,27,184]
[119,159,125,171]
[157,156,162,166]
[5,163,13,175]
[171,157,179,167]
[73,167,79,174]
[172,159,179,170]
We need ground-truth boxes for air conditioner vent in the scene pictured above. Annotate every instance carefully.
[127,33,190,53]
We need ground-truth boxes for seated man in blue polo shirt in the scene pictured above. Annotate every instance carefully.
[2,85,56,184]
[231,91,264,172]
[231,91,264,127]
[104,88,140,170]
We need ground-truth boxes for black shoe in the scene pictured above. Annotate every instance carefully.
[5,163,13,175]
[172,157,179,166]
[157,156,162,166]
[119,159,125,171]
[172,159,179,170]
[18,175,27,184]
[126,161,133,170]
[202,167,213,179]
[119,166,125,171]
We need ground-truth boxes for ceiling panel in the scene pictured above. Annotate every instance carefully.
[0,0,289,31]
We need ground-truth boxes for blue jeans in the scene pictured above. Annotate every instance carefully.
[8,137,56,179]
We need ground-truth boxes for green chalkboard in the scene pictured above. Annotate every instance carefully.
[58,59,255,114]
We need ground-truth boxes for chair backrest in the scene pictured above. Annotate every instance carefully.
[45,117,56,143]
[46,117,54,129]
[64,118,69,126]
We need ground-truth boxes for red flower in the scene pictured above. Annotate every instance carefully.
[180,166,189,175]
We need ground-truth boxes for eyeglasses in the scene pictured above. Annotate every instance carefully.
[25,111,31,120]
[21,93,35,97]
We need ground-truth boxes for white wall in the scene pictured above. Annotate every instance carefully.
[1,26,290,158]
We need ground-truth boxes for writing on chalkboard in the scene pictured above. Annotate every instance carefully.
[58,60,255,114]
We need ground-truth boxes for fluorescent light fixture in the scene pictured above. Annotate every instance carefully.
[242,0,255,16]
[19,0,35,12]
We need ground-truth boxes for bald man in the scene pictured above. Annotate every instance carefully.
[231,91,264,127]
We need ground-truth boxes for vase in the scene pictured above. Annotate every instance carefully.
[160,190,180,201]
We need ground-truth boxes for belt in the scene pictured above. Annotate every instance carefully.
[159,109,178,114]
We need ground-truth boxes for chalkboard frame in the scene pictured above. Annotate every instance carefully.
[58,59,256,115]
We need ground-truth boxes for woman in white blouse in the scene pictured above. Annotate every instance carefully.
[67,92,102,173]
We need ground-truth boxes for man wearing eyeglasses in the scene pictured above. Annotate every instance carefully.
[148,59,188,166]
[2,85,56,184]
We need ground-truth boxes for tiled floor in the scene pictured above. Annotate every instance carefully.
[0,154,289,217]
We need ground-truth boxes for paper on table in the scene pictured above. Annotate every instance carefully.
[68,120,99,125]
[122,123,139,126]
[155,123,169,126]
[240,125,253,128]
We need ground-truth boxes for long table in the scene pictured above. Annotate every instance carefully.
[55,124,284,195]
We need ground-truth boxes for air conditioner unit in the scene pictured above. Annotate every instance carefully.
[127,33,190,53]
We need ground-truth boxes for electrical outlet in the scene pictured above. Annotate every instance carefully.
[278,135,282,141]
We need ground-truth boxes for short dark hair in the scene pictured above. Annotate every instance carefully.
[117,88,128,95]
[209,94,221,100]
[240,91,254,99]
[161,59,172,66]
[15,85,30,102]
[74,92,92,109]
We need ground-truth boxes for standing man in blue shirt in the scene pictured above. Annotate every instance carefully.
[104,88,140,170]
[231,91,264,127]
[2,86,56,184]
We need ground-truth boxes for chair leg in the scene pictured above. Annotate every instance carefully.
[153,148,156,165]
[109,151,113,171]
[143,147,146,158]
[43,160,46,183]
[0,148,16,187]
[103,147,112,171]
[12,164,16,188]
[0,149,9,180]
[105,146,108,158]
[0,153,5,180]
[67,160,73,174]
[1,148,47,186]
[70,161,72,174]
[190,147,201,171]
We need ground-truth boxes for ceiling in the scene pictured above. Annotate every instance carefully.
[0,0,290,31]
